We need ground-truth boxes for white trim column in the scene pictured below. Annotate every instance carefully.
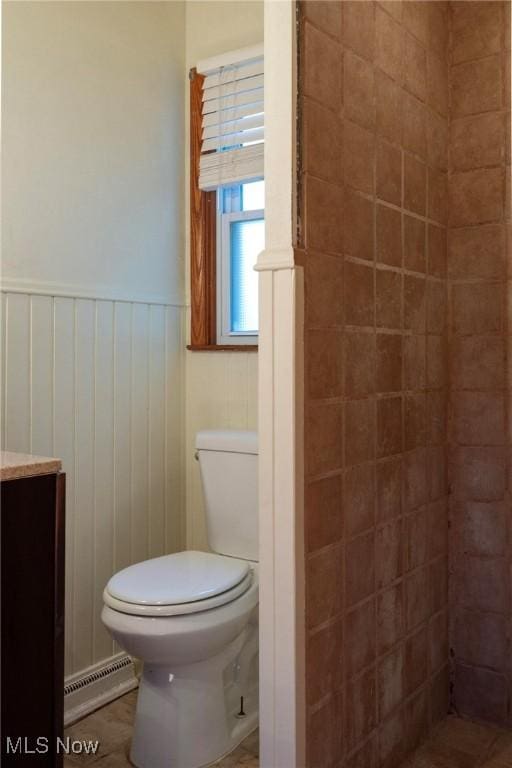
[257,1,305,766]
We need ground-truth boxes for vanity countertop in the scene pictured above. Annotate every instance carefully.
[0,451,62,482]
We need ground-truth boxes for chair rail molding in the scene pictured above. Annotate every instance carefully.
[0,276,183,308]
[258,2,305,767]
[254,247,295,272]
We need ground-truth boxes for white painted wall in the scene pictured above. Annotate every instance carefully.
[2,1,185,305]
[1,1,186,677]
[184,0,263,551]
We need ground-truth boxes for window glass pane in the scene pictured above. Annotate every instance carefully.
[221,187,230,213]
[241,180,264,211]
[230,218,263,333]
[221,185,243,214]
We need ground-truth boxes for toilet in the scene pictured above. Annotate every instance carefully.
[101,430,259,768]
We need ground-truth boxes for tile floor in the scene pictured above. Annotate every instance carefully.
[399,715,512,768]
[63,689,259,767]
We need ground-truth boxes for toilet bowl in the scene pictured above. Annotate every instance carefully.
[102,430,259,768]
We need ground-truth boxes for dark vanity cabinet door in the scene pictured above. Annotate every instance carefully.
[1,472,65,767]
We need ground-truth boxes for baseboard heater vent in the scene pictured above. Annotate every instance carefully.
[64,655,133,695]
[64,653,138,727]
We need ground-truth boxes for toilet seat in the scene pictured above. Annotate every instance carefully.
[103,550,254,617]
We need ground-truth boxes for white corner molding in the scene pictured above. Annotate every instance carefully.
[254,247,295,272]
[259,2,306,768]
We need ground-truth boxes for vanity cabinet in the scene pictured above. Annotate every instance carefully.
[1,458,65,767]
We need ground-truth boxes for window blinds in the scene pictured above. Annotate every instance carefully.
[197,44,264,191]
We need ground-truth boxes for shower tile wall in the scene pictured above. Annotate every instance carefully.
[299,2,450,765]
[448,1,512,726]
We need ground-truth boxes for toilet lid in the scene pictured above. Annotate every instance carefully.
[103,570,255,617]
[105,550,250,606]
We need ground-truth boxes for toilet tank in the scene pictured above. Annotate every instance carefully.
[196,430,258,562]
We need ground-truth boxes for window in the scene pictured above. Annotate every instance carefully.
[217,181,264,344]
[189,45,264,351]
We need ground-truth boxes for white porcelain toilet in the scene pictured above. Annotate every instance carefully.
[101,430,259,768]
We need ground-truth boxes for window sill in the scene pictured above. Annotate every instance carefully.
[187,344,258,352]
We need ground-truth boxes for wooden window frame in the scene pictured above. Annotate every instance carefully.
[188,68,258,352]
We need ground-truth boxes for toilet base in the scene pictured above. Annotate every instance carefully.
[129,621,258,768]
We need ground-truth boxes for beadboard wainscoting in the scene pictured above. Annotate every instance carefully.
[0,289,186,683]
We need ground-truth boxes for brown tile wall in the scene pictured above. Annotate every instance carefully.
[448,0,512,726]
[299,2,451,765]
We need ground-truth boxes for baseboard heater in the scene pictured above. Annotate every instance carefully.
[64,653,138,727]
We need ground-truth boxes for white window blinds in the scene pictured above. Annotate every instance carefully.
[197,44,264,191]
